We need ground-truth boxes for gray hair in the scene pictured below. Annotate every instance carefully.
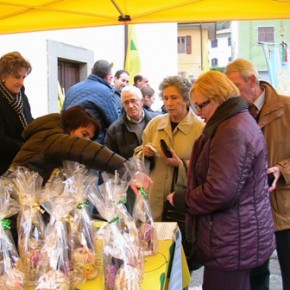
[121,85,142,100]
[224,58,260,85]
[159,76,191,101]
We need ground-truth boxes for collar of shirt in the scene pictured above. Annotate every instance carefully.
[126,109,145,123]
[253,88,265,111]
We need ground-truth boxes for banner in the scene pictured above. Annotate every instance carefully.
[261,42,290,95]
[125,25,142,85]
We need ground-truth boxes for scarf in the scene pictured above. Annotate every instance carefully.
[0,82,28,129]
[185,97,248,244]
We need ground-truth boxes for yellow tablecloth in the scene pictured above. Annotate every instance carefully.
[29,222,190,290]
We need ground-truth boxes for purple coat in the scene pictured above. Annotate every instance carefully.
[174,97,275,271]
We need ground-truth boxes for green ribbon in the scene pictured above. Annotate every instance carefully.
[108,215,120,224]
[77,200,90,209]
[0,218,11,230]
[140,187,148,196]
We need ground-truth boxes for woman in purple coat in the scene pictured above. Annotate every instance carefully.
[168,71,275,290]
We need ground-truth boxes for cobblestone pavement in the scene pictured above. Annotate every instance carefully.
[189,251,282,290]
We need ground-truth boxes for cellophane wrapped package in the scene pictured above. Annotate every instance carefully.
[88,170,143,289]
[36,190,75,290]
[0,177,26,290]
[63,163,99,285]
[9,167,46,286]
[126,159,158,256]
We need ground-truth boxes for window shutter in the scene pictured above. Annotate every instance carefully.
[186,35,192,54]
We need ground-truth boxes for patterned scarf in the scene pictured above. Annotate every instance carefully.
[0,82,28,129]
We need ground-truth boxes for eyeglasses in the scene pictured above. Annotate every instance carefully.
[194,100,211,111]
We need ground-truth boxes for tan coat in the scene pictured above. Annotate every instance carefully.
[140,109,204,221]
[259,81,290,231]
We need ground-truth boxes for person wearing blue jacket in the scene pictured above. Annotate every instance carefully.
[62,59,119,144]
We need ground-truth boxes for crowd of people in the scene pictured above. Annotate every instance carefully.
[1,50,290,290]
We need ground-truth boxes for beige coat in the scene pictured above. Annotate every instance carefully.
[259,81,290,231]
[139,109,204,221]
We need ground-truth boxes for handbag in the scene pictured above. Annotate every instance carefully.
[162,166,202,271]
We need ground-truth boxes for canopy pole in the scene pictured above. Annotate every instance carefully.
[110,0,131,21]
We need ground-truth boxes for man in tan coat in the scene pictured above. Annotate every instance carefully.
[225,58,290,290]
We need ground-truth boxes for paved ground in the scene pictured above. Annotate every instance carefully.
[188,251,282,290]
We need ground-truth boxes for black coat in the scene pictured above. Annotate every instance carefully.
[0,87,33,175]
[104,110,153,159]
[11,113,126,184]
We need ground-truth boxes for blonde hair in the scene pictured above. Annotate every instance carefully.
[191,70,240,104]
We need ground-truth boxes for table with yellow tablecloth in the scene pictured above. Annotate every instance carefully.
[29,222,190,290]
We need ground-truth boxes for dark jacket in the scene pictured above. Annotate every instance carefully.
[11,113,126,184]
[174,97,275,271]
[104,110,153,159]
[0,86,33,175]
[62,74,119,144]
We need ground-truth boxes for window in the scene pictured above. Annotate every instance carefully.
[211,39,218,48]
[211,58,218,67]
[178,35,192,54]
[258,27,274,43]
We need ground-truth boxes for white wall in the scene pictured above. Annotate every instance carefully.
[0,23,177,117]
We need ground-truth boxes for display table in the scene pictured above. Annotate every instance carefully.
[29,222,190,290]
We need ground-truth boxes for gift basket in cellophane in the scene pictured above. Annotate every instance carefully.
[0,177,26,290]
[88,169,144,290]
[125,158,158,257]
[62,162,99,285]
[8,167,46,286]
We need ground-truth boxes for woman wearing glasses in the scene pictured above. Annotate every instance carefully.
[168,71,275,290]
[135,75,204,271]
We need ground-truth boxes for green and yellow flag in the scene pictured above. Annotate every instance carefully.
[125,25,142,85]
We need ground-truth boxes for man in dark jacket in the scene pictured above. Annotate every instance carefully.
[104,85,153,213]
[105,85,153,159]
[62,59,119,144]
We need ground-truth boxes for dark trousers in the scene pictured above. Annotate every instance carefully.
[250,259,270,290]
[275,229,290,290]
[203,267,250,290]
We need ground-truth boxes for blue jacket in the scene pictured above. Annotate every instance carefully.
[62,74,119,144]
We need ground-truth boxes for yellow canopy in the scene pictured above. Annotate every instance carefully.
[1,0,290,35]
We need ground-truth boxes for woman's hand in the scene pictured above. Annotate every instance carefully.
[163,148,181,167]
[130,171,153,196]
[143,143,159,157]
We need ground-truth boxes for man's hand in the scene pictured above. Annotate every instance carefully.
[167,192,175,206]
[267,166,281,192]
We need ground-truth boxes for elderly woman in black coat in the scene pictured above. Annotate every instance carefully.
[0,51,34,175]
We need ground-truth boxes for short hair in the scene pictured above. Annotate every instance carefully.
[159,75,191,101]
[141,86,155,98]
[91,59,113,78]
[114,69,129,79]
[224,58,260,85]
[133,74,143,85]
[61,105,101,140]
[121,85,142,101]
[0,51,32,79]
[191,70,240,103]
